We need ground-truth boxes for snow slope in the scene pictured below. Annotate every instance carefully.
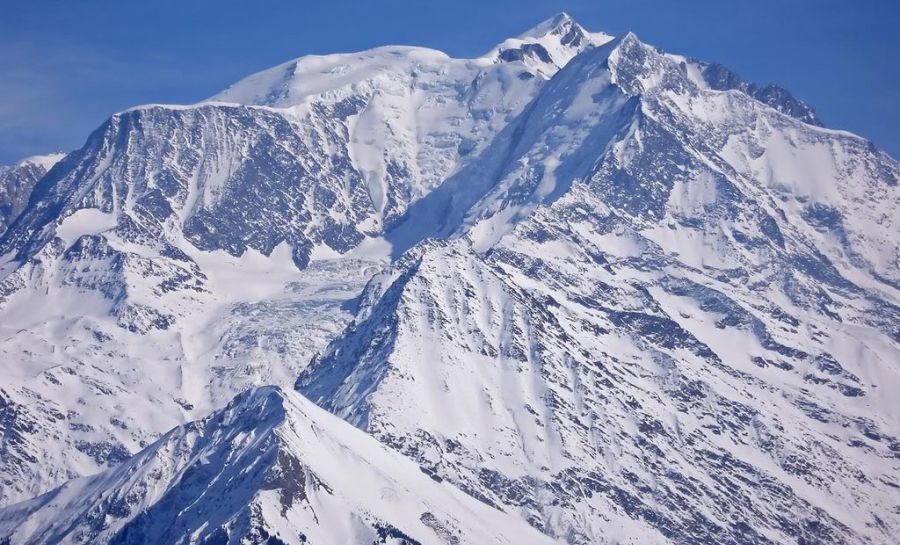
[0,386,558,545]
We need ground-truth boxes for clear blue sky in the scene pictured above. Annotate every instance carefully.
[1,0,897,164]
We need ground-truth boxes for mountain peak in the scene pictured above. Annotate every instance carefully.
[0,152,66,236]
[592,30,645,58]
[518,11,579,39]
[486,13,613,77]
[557,29,693,97]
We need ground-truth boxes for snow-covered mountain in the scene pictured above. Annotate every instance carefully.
[0,386,556,545]
[0,153,65,235]
[1,11,898,545]
[0,12,599,507]
[297,32,899,545]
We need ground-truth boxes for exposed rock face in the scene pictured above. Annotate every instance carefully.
[697,61,822,126]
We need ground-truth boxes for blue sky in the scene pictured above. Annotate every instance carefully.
[1,0,897,164]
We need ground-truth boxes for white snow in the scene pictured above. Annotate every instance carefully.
[54,208,118,246]
[14,152,65,171]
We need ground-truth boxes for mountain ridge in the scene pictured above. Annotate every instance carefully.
[0,386,558,545]
[0,153,65,236]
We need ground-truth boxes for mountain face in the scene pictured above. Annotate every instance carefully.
[297,33,899,545]
[0,153,65,236]
[0,386,557,545]
[0,13,595,508]
[1,11,898,545]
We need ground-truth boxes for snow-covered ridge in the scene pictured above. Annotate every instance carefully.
[12,153,66,171]
[212,12,609,109]
[0,386,557,545]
